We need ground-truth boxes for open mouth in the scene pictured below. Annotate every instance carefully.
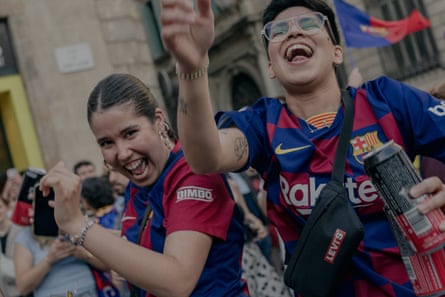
[285,44,313,62]
[125,158,147,176]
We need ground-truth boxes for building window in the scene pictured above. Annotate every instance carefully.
[141,1,165,60]
[365,0,439,80]
[142,1,224,61]
[0,18,18,76]
[231,73,262,110]
[0,113,13,172]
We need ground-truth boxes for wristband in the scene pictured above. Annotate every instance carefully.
[176,61,209,80]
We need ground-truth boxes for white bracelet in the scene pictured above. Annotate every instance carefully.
[176,61,209,80]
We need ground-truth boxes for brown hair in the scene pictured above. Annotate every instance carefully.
[87,73,176,141]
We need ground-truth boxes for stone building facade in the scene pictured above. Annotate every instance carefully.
[0,0,444,173]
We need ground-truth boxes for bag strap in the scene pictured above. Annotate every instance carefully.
[130,149,180,297]
[286,90,354,229]
[129,203,152,297]
[136,148,180,243]
[331,90,354,183]
[284,90,355,262]
[136,203,152,244]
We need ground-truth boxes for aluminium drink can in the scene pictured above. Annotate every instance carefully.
[385,207,445,297]
[364,140,445,254]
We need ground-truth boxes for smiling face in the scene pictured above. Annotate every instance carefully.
[90,103,170,188]
[266,6,343,89]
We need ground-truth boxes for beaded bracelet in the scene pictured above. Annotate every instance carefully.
[65,218,95,246]
[78,219,95,246]
[176,61,209,80]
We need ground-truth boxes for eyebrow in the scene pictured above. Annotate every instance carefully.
[96,124,139,144]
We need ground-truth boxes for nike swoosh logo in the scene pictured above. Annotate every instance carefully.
[121,216,136,222]
[275,144,311,155]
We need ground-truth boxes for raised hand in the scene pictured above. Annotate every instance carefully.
[160,0,214,72]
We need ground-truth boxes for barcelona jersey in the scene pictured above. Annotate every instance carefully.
[121,143,248,297]
[216,76,445,297]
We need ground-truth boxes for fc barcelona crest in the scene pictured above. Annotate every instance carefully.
[350,131,384,164]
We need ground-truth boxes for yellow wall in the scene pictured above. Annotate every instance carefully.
[0,75,44,171]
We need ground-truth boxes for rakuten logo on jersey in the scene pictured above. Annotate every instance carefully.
[176,186,214,202]
[280,175,379,214]
[429,101,445,116]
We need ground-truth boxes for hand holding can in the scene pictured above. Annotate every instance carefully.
[364,141,445,254]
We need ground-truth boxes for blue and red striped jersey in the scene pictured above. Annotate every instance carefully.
[216,76,445,297]
[121,143,248,297]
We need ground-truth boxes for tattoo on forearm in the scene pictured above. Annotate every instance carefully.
[178,97,188,115]
[234,137,248,161]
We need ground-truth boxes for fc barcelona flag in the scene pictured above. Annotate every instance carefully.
[334,0,430,48]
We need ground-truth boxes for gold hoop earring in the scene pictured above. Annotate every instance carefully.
[158,129,173,151]
[164,122,171,133]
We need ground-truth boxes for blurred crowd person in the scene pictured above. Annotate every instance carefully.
[0,166,117,297]
[80,175,124,297]
[103,169,130,297]
[73,160,97,181]
[106,169,129,223]
[0,195,24,297]
[1,169,27,297]
[227,171,272,260]
[14,228,102,297]
[1,169,23,218]
[12,169,114,297]
[81,176,121,230]
[228,173,292,297]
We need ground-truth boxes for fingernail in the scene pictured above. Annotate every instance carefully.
[417,204,428,213]
[410,186,420,197]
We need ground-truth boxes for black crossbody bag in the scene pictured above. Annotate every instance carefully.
[284,91,365,297]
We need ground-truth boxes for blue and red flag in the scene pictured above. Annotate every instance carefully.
[334,0,430,48]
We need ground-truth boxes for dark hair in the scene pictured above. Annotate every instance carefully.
[87,73,176,141]
[262,0,341,46]
[73,160,95,174]
[81,176,115,209]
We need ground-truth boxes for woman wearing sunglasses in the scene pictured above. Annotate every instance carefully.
[161,0,445,296]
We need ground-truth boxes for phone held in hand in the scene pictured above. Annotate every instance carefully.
[11,168,46,226]
[33,185,59,238]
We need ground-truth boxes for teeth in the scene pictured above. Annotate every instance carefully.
[286,44,313,60]
[125,160,142,171]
